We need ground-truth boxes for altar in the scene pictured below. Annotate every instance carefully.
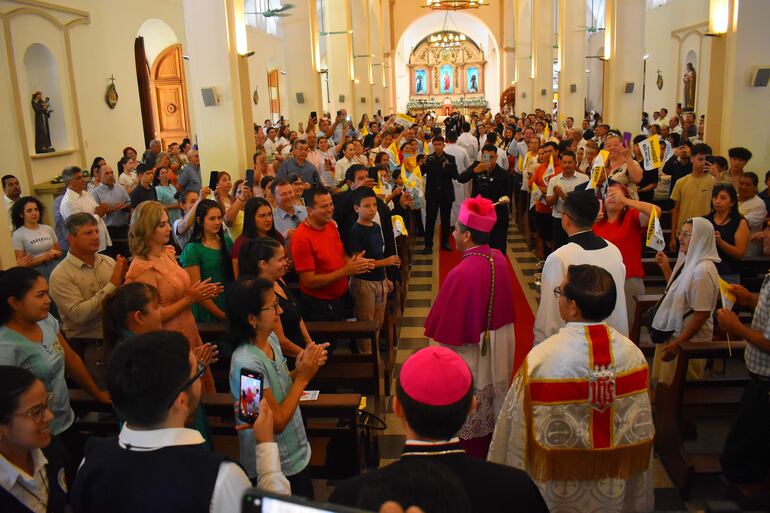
[406,31,488,117]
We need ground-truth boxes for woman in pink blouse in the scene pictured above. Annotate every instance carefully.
[125,201,223,393]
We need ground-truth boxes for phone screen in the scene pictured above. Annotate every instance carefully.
[310,111,317,120]
[243,490,372,513]
[245,169,255,188]
[208,171,219,191]
[239,370,263,423]
[623,131,632,147]
[482,154,492,164]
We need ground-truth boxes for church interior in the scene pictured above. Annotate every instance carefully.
[1,0,770,512]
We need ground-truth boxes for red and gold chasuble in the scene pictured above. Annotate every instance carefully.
[523,324,653,481]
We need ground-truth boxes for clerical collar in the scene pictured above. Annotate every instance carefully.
[568,230,607,250]
[402,438,464,458]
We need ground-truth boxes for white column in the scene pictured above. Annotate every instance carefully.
[515,0,534,113]
[369,0,387,115]
[183,0,254,176]
[532,0,555,112]
[323,0,355,116]
[602,0,645,133]
[502,0,516,91]
[351,0,374,120]
[711,0,770,168]
[283,0,324,123]
[557,0,587,124]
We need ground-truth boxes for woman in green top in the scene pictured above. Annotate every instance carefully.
[154,166,182,225]
[180,200,234,324]
[0,267,109,438]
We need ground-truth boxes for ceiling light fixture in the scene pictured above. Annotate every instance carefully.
[424,0,487,10]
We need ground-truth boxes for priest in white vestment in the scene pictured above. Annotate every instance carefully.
[534,189,628,344]
[424,196,516,458]
[489,264,655,513]
[444,131,472,227]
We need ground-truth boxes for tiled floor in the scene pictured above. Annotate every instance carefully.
[369,219,692,511]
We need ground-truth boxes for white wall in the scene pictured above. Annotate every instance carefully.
[0,0,189,193]
[721,0,770,172]
[642,0,710,117]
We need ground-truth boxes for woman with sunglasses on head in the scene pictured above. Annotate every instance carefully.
[231,198,283,278]
[603,132,644,200]
[226,277,328,498]
[593,182,662,327]
[0,268,109,465]
[125,201,223,393]
[0,366,70,513]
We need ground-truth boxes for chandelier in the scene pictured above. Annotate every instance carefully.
[429,31,467,48]
[424,0,487,10]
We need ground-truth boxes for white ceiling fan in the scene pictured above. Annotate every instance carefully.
[246,0,295,18]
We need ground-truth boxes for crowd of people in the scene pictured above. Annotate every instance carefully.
[1,104,769,513]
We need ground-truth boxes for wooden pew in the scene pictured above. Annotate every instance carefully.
[654,340,747,498]
[629,294,661,351]
[68,389,366,478]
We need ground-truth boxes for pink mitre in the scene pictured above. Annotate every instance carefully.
[458,195,496,233]
[399,346,472,406]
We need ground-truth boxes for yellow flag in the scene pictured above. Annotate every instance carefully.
[361,124,369,137]
[388,141,401,166]
[394,113,415,128]
[542,122,550,140]
[392,214,409,237]
[543,155,556,182]
[423,140,430,154]
[586,150,610,190]
[529,179,542,210]
[719,278,737,310]
[645,207,666,251]
[638,134,661,170]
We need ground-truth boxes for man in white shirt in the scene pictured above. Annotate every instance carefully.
[457,121,479,161]
[263,127,286,163]
[738,172,768,256]
[534,190,628,344]
[58,166,111,252]
[335,142,357,182]
[546,151,589,249]
[444,131,472,226]
[70,331,289,513]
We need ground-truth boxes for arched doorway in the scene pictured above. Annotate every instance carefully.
[150,44,190,148]
[135,19,190,149]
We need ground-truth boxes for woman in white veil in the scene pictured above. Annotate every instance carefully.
[652,217,721,380]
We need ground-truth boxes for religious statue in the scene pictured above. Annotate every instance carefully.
[443,71,451,92]
[683,62,696,111]
[469,74,478,93]
[415,74,424,93]
[31,91,55,153]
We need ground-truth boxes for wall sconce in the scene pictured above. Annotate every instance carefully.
[707,0,728,36]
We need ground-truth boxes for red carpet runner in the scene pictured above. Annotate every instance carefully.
[436,238,535,377]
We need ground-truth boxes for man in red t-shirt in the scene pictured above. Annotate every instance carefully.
[532,141,562,259]
[290,186,374,321]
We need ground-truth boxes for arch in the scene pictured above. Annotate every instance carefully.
[23,43,68,151]
[137,18,179,65]
[395,11,501,113]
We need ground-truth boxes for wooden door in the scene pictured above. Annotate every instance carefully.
[267,69,281,123]
[150,44,190,149]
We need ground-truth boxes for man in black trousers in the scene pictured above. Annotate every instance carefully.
[422,135,458,254]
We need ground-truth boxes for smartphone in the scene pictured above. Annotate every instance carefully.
[245,169,255,188]
[623,131,632,147]
[377,109,381,116]
[243,490,372,513]
[337,110,342,117]
[705,155,716,164]
[208,171,219,190]
[238,369,264,423]
[310,111,317,120]
[482,154,492,164]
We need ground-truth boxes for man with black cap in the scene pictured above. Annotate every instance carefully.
[329,346,548,513]
[533,189,628,344]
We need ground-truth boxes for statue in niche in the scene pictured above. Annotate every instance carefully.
[683,62,696,111]
[31,91,55,153]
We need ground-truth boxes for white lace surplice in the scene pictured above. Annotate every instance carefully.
[439,322,515,439]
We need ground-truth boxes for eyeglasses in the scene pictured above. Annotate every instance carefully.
[16,392,54,422]
[260,301,280,312]
[166,361,206,409]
